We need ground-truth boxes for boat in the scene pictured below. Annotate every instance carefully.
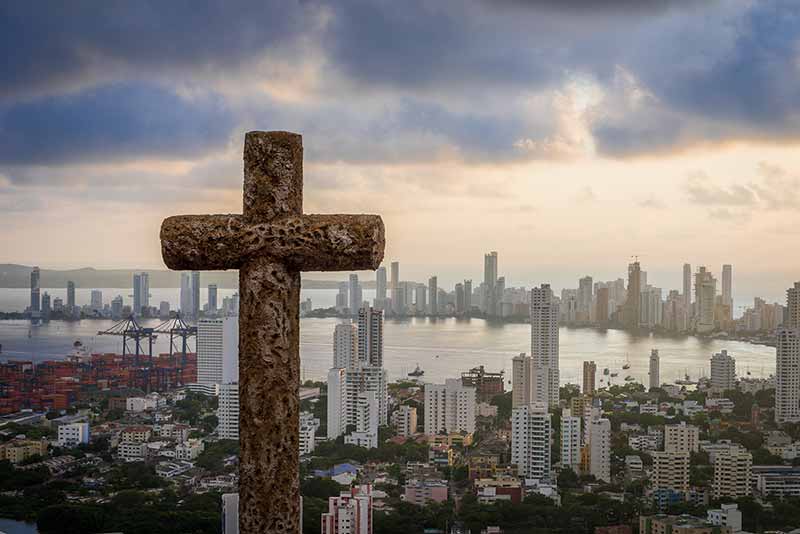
[408,365,425,377]
[624,375,635,382]
[603,368,610,376]
[610,372,619,378]
[622,355,630,370]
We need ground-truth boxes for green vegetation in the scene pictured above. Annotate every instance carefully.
[307,437,428,470]
[195,439,239,472]
[36,490,222,534]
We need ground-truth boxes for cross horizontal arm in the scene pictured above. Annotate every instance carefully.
[160,213,384,272]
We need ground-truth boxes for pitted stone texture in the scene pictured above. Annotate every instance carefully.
[160,213,384,272]
[159,131,385,534]
[239,257,300,534]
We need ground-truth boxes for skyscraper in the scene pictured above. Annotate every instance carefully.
[180,273,192,318]
[428,276,438,316]
[30,266,40,314]
[578,276,593,323]
[722,264,732,310]
[786,281,800,328]
[511,403,551,481]
[484,251,498,316]
[357,307,383,367]
[375,266,387,309]
[464,279,473,315]
[132,272,149,317]
[208,284,218,314]
[191,271,201,319]
[694,266,716,334]
[90,290,103,313]
[683,263,692,317]
[414,284,426,315]
[582,361,596,394]
[41,292,51,322]
[390,261,400,315]
[196,317,239,393]
[455,283,465,314]
[624,261,641,329]
[649,349,660,390]
[66,280,75,314]
[776,287,800,424]
[349,274,362,315]
[530,284,560,407]
[595,286,609,325]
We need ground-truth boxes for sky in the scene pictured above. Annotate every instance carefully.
[1,0,800,302]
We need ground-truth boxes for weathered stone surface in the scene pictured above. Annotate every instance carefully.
[159,131,385,534]
[160,213,385,272]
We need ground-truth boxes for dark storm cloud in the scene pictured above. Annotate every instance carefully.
[0,0,316,100]
[0,84,235,166]
[592,0,800,155]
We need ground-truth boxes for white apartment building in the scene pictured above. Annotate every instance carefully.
[424,379,476,435]
[530,284,560,407]
[511,403,551,481]
[776,327,800,423]
[321,485,373,534]
[589,418,611,483]
[649,349,660,390]
[218,382,239,440]
[345,365,388,427]
[710,350,736,392]
[174,439,204,460]
[713,445,752,499]
[327,368,347,440]
[196,317,239,391]
[560,408,581,473]
[57,422,89,448]
[512,353,532,409]
[664,422,699,454]
[300,411,317,455]
[334,323,357,369]
[345,392,379,449]
[392,405,417,438]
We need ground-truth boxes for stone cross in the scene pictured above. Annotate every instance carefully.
[160,131,385,533]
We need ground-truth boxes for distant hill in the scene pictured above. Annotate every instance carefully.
[0,264,373,290]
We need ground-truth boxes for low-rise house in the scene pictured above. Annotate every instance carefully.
[0,438,48,464]
[475,476,522,505]
[118,441,147,462]
[404,479,448,505]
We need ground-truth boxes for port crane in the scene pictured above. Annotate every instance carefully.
[97,315,156,364]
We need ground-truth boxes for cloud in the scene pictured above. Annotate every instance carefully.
[0,1,321,101]
[0,83,236,166]
[638,195,666,209]
[686,172,757,206]
[685,164,800,218]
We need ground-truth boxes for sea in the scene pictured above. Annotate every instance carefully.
[0,288,776,386]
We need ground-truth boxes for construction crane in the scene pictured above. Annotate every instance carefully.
[153,313,197,367]
[97,315,156,365]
